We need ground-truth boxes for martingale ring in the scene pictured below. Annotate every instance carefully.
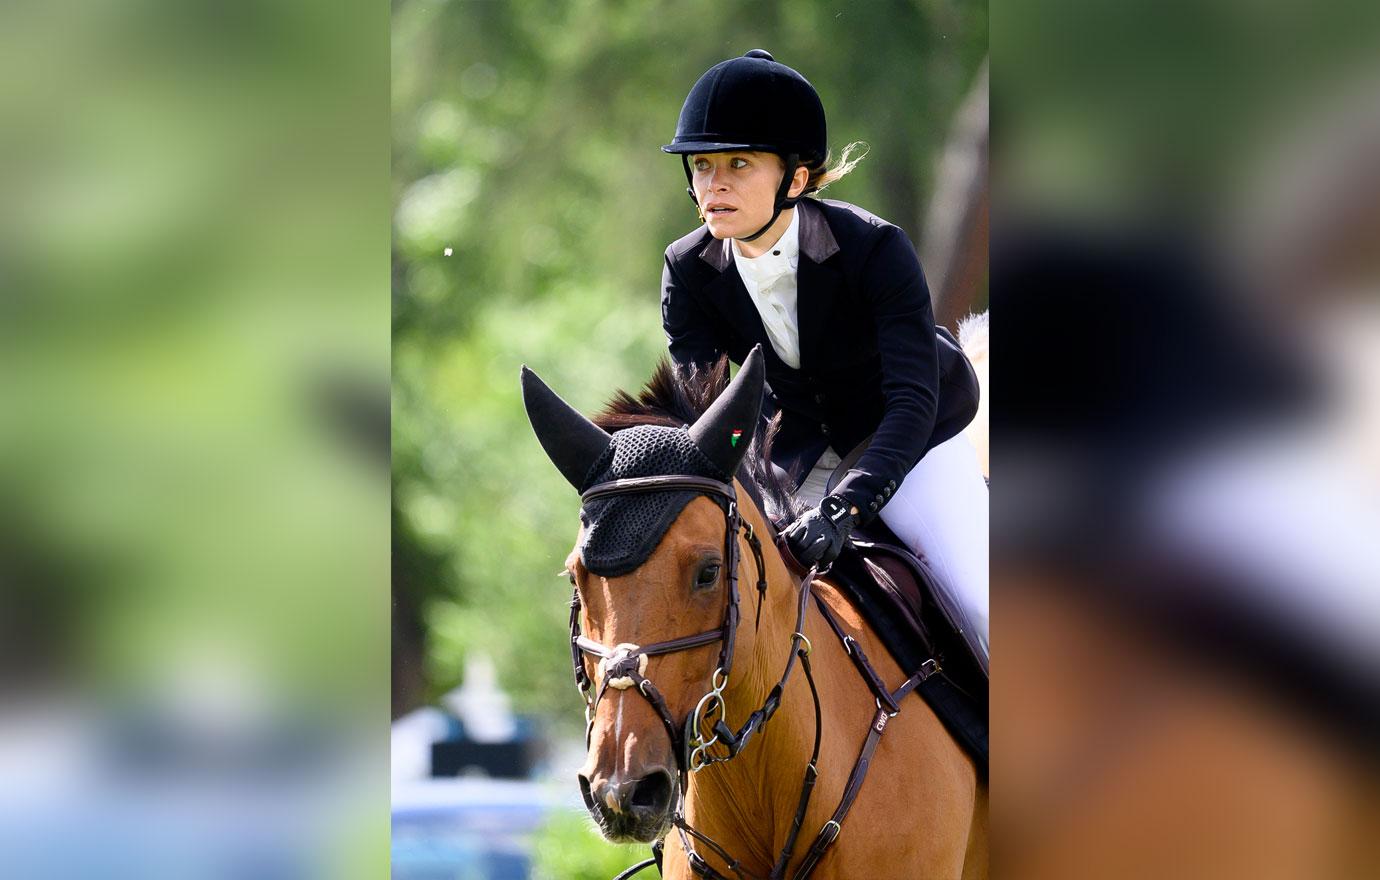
[689,691,724,744]
[686,665,733,772]
[689,741,718,773]
[711,667,728,692]
[692,668,728,733]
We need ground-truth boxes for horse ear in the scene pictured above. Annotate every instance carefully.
[689,345,765,475]
[520,365,612,490]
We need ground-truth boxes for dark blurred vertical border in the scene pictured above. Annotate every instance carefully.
[993,1,1380,877]
[0,1,390,877]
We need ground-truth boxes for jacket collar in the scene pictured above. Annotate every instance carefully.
[697,198,840,271]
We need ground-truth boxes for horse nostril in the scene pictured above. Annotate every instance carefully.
[630,769,673,811]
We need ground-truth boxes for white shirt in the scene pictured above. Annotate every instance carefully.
[731,208,801,368]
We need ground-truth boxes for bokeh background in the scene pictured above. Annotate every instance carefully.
[390,0,987,727]
[993,1,1380,877]
[1,0,390,877]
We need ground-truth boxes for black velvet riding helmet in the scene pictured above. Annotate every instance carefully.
[662,49,827,241]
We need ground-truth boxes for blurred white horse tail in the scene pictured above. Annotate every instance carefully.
[959,311,989,479]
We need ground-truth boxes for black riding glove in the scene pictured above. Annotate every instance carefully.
[783,494,860,568]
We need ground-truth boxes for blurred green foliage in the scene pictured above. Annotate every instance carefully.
[530,810,649,880]
[391,0,987,727]
[3,0,390,706]
[995,0,1380,220]
[1,0,390,875]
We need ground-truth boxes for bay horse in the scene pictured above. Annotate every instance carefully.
[522,346,986,879]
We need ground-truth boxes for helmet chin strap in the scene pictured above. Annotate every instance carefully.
[682,152,802,243]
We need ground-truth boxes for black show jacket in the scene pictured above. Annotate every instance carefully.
[661,198,978,524]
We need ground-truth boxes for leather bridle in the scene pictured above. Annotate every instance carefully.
[571,473,942,880]
[570,474,774,778]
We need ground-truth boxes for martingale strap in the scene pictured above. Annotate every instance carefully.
[787,604,940,879]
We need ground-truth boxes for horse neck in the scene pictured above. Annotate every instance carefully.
[719,485,801,719]
[682,489,815,873]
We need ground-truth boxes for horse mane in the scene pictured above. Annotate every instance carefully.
[591,356,807,531]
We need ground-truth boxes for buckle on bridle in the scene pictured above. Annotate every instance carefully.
[820,819,841,845]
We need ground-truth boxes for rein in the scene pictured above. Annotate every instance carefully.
[572,474,941,880]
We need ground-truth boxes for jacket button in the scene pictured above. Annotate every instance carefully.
[869,501,878,512]
[883,486,891,498]
[814,393,824,404]
[820,424,830,436]
[874,494,884,504]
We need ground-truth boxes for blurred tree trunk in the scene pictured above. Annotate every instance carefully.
[392,585,426,720]
[922,60,989,331]
[884,141,922,255]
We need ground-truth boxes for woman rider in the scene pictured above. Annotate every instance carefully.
[659,50,989,668]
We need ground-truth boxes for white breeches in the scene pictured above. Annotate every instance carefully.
[797,434,989,668]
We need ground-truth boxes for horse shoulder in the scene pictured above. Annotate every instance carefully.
[806,579,979,878]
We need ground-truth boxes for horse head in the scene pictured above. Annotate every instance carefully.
[522,348,769,843]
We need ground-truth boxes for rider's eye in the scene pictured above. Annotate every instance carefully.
[730,157,748,169]
[695,563,721,589]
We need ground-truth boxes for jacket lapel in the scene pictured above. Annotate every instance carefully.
[698,234,770,351]
[794,200,842,371]
[693,202,842,369]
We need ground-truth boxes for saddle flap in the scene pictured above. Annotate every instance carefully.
[826,532,988,770]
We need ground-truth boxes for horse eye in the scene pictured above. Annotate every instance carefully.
[695,563,721,589]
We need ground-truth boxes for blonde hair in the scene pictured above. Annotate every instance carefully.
[803,141,869,195]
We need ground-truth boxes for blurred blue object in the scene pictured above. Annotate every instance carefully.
[392,778,568,880]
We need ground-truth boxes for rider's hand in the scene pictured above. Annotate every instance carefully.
[783,494,859,568]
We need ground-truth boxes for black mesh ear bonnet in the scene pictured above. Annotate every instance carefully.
[579,425,730,577]
[522,346,766,577]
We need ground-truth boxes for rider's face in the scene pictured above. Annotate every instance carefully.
[691,151,793,240]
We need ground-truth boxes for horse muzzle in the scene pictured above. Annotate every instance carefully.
[578,768,678,843]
